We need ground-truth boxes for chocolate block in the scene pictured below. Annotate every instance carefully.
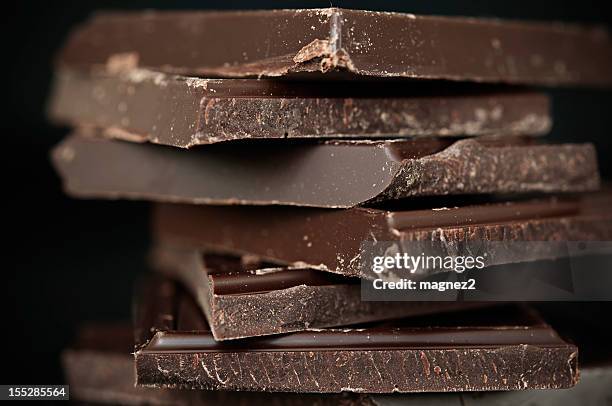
[58,9,612,86]
[48,68,551,147]
[51,135,598,208]
[134,278,578,393]
[154,191,612,279]
[65,322,612,405]
[153,243,485,340]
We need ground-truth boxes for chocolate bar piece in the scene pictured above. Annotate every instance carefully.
[134,278,578,392]
[49,68,551,147]
[154,192,612,279]
[65,321,612,405]
[58,9,612,86]
[51,135,598,208]
[153,243,485,340]
[154,192,612,278]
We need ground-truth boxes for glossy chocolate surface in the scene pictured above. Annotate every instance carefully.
[52,135,599,208]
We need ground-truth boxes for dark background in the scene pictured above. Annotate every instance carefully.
[3,0,612,385]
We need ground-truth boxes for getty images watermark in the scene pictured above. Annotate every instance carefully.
[372,252,486,292]
[360,241,612,301]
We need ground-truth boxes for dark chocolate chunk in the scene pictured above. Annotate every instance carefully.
[153,243,486,340]
[65,322,612,405]
[153,191,612,279]
[133,278,578,393]
[51,135,599,208]
[48,68,551,147]
[58,9,612,86]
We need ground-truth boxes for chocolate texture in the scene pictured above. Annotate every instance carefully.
[52,135,599,208]
[48,68,551,147]
[153,243,485,340]
[58,9,612,86]
[65,321,612,405]
[154,191,612,279]
[134,278,578,393]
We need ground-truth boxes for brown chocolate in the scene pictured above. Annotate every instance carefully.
[51,135,599,208]
[153,243,486,340]
[48,68,551,147]
[58,9,612,86]
[153,191,612,279]
[134,278,578,393]
[65,322,612,405]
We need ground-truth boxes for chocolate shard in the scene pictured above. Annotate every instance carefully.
[152,243,486,340]
[48,68,552,147]
[153,191,612,279]
[58,9,612,87]
[134,278,578,393]
[51,135,599,208]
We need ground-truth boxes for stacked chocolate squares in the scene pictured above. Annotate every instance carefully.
[50,8,612,404]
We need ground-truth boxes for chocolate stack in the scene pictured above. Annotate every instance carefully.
[50,8,612,404]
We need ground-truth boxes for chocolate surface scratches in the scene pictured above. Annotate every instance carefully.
[58,9,612,86]
[154,191,612,279]
[52,135,599,208]
[48,68,551,146]
[69,323,606,404]
[153,244,484,340]
[134,278,578,393]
